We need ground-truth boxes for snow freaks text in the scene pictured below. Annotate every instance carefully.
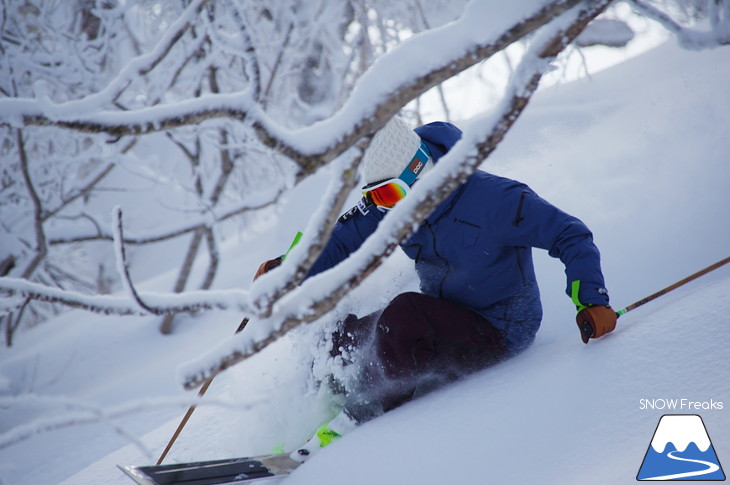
[639,399,724,411]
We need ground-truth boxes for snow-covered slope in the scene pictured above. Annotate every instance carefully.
[62,273,730,485]
[1,39,729,485]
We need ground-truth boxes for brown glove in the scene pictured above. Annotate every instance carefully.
[253,257,283,281]
[576,305,617,344]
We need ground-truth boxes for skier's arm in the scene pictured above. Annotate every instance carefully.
[500,187,616,342]
[254,202,383,282]
[500,187,610,307]
[306,201,384,278]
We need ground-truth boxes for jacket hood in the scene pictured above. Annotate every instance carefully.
[414,122,463,162]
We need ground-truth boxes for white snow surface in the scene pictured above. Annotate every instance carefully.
[1,41,729,485]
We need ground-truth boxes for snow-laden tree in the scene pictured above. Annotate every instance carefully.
[629,0,730,47]
[0,0,467,340]
[0,0,728,386]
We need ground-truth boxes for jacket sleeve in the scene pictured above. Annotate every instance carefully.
[500,187,610,308]
[307,202,385,279]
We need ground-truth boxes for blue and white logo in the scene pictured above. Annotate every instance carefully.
[637,414,725,481]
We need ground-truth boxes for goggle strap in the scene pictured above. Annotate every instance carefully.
[357,196,372,215]
[397,141,431,186]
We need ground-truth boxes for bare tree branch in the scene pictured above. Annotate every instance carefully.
[138,0,215,77]
[113,207,159,315]
[16,129,47,280]
[41,162,115,222]
[47,192,283,245]
[200,228,220,291]
[160,66,239,334]
[261,23,294,107]
[205,1,262,102]
[414,0,452,122]
[0,393,259,453]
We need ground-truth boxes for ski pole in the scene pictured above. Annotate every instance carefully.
[615,255,730,317]
[156,232,303,465]
[579,255,729,341]
[156,315,249,465]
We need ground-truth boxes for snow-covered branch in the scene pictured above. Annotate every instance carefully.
[7,91,254,138]
[0,277,249,316]
[179,0,613,391]
[629,0,730,48]
[236,0,590,178]
[1,0,584,179]
[248,145,365,319]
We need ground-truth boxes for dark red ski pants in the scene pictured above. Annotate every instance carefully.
[331,292,508,423]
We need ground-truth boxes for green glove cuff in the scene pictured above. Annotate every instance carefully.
[571,280,590,312]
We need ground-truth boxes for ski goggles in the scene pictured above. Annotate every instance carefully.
[362,141,432,209]
[362,177,410,209]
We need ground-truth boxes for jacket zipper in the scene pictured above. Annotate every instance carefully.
[515,246,527,284]
[513,190,527,226]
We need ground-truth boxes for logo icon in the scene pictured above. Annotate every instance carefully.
[637,414,725,481]
[408,158,424,176]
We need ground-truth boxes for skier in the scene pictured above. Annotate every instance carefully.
[255,116,617,460]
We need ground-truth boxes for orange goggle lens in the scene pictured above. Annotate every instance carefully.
[363,179,409,209]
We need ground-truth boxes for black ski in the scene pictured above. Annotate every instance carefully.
[118,453,301,485]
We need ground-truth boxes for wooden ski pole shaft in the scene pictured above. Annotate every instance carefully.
[616,255,730,317]
[156,232,302,465]
[156,316,249,465]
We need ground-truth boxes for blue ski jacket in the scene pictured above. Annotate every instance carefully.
[309,122,609,353]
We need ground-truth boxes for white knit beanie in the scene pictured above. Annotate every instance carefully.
[362,117,422,185]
